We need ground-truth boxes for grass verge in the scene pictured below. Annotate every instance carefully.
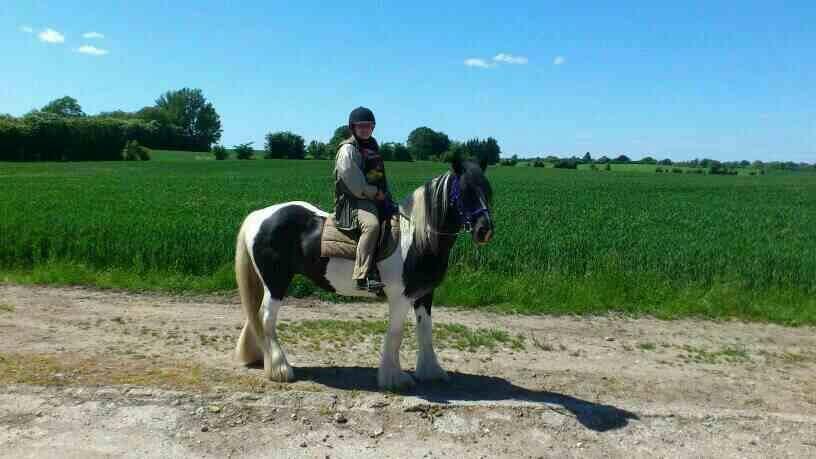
[2,262,815,326]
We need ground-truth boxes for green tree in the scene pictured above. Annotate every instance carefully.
[461,137,501,165]
[328,125,351,156]
[379,142,396,161]
[582,152,592,163]
[97,110,135,119]
[264,131,305,159]
[154,88,222,151]
[393,143,412,161]
[234,142,254,160]
[483,137,501,164]
[306,140,328,159]
[407,127,450,160]
[41,96,85,117]
[442,141,466,162]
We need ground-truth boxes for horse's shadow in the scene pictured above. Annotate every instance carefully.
[293,366,638,432]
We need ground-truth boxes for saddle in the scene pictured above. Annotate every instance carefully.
[320,214,401,261]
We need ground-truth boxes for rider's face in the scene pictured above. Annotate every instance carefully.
[353,122,374,140]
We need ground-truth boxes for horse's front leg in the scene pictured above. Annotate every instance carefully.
[378,297,415,390]
[414,292,449,382]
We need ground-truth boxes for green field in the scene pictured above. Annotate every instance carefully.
[2,152,815,325]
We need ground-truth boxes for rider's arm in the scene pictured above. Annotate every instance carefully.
[336,144,379,200]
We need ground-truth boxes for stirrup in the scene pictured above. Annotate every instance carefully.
[356,278,385,292]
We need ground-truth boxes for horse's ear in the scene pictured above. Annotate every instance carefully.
[450,153,464,175]
[479,158,488,172]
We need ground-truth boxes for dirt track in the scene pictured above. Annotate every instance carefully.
[1,284,815,458]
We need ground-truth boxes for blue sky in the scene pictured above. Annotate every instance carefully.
[2,1,814,162]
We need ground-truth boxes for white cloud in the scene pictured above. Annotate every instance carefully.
[76,45,108,56]
[493,53,528,64]
[553,56,566,65]
[38,28,65,43]
[83,31,104,39]
[20,25,34,33]
[464,58,494,68]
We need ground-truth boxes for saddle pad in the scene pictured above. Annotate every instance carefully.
[321,214,401,262]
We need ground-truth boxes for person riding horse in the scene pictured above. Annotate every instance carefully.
[333,106,395,292]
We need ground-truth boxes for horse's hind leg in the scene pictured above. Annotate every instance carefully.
[235,223,264,365]
[261,287,294,382]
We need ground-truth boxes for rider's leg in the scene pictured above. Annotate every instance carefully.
[353,203,381,289]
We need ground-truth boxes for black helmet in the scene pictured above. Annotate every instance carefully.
[348,106,376,127]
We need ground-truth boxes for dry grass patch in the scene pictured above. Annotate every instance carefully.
[0,352,294,393]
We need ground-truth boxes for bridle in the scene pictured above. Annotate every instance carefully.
[449,174,490,234]
[399,173,491,236]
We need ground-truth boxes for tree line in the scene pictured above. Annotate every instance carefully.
[1,91,504,164]
[0,90,222,161]
[521,151,814,172]
[221,125,502,164]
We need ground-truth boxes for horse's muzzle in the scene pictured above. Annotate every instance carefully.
[474,226,493,245]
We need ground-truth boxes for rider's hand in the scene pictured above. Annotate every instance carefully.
[374,190,386,201]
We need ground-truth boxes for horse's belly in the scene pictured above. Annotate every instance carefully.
[324,258,380,298]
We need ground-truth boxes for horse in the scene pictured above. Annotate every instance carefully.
[233,157,494,390]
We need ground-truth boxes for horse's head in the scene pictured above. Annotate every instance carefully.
[450,157,494,245]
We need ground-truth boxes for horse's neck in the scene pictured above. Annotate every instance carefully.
[398,182,458,257]
[398,190,457,298]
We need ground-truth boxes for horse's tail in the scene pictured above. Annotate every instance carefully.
[234,219,265,365]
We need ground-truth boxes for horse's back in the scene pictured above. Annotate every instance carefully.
[243,201,326,241]
[243,201,331,286]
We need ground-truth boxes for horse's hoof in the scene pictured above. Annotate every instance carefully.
[265,361,295,382]
[378,369,415,391]
[415,363,449,382]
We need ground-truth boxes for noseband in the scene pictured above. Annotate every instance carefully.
[449,174,490,234]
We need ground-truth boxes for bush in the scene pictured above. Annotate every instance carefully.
[264,131,305,159]
[532,160,547,168]
[122,140,150,161]
[604,163,611,171]
[553,159,578,169]
[234,142,254,160]
[212,144,228,160]
[673,168,683,174]
[655,167,664,173]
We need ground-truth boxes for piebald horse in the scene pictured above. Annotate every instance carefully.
[234,157,494,389]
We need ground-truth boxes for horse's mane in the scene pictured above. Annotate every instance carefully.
[402,172,454,255]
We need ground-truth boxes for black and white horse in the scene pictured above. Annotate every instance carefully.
[233,157,494,390]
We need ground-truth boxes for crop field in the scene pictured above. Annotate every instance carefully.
[2,151,815,324]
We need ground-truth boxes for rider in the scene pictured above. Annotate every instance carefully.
[333,106,393,292]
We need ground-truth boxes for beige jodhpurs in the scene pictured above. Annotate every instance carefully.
[353,204,381,280]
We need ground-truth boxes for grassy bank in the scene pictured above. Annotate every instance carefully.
[2,154,815,325]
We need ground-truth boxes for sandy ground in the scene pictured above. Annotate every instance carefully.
[1,284,815,458]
